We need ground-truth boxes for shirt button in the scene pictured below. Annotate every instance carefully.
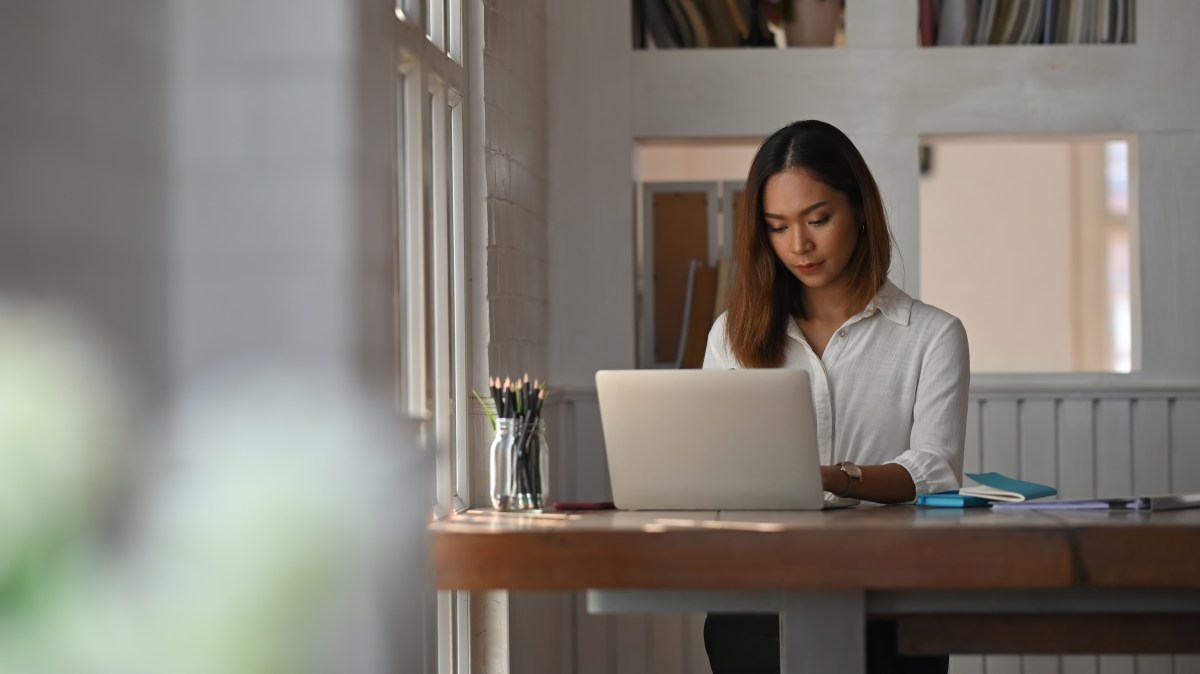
[839,330,847,338]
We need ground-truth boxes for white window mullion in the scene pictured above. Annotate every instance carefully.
[428,81,453,515]
[449,90,469,512]
[447,0,462,62]
[395,7,474,674]
[400,62,426,419]
[426,0,445,50]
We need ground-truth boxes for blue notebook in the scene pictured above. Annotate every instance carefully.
[917,472,1057,508]
[916,492,992,508]
[961,472,1057,502]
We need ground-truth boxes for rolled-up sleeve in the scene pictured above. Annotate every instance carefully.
[887,318,970,495]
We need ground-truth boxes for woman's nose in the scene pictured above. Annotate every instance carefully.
[790,228,812,254]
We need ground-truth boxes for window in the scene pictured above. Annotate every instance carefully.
[393,2,471,673]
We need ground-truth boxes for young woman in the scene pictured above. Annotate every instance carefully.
[701,120,970,674]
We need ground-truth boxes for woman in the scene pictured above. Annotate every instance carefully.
[702,120,970,674]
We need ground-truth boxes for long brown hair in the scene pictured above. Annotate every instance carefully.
[726,120,893,368]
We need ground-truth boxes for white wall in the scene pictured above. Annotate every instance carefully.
[636,140,759,182]
[920,140,1076,372]
[474,2,559,674]
[472,0,551,508]
[483,0,549,379]
[547,0,636,388]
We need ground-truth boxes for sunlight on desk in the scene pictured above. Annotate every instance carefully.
[643,518,788,533]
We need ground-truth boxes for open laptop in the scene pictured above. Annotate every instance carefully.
[596,369,842,510]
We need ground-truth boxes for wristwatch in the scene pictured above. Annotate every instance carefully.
[837,461,862,498]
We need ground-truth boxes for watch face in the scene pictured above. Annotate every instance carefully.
[841,462,862,480]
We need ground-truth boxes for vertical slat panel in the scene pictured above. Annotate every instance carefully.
[982,399,1020,476]
[572,394,615,674]
[615,615,650,674]
[1021,399,1060,488]
[1020,400,1060,674]
[650,614,685,674]
[1137,655,1174,673]
[510,592,572,674]
[1132,399,1171,495]
[952,403,983,674]
[561,594,579,674]
[988,654,1023,674]
[1062,655,1099,674]
[1133,398,1174,674]
[1135,659,1172,674]
[1024,656,1059,674]
[1171,399,1200,674]
[982,400,1021,674]
[574,396,612,501]
[575,592,615,674]
[1098,657,1136,674]
[1059,397,1099,674]
[683,614,712,674]
[965,399,983,475]
[1096,400,1136,674]
[949,654,985,674]
[550,398,577,502]
[1058,400,1096,500]
[1172,399,1200,493]
[1096,400,1133,497]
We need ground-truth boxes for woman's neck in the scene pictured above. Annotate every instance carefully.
[800,280,859,324]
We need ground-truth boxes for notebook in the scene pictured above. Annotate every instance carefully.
[595,369,840,510]
[992,493,1200,512]
[959,472,1058,502]
[916,472,1057,508]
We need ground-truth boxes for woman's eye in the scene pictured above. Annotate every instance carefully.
[768,224,788,233]
[809,215,831,226]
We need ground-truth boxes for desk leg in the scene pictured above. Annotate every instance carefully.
[780,591,865,674]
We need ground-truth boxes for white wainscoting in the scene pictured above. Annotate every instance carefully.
[515,379,1200,674]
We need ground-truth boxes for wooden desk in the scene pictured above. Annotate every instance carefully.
[430,506,1200,673]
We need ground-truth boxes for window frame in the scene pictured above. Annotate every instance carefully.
[393,3,473,674]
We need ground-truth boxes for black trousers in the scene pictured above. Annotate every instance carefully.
[704,614,949,674]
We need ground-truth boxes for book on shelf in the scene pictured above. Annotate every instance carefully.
[922,0,1135,46]
[936,0,980,45]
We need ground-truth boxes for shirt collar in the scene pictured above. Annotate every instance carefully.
[864,279,913,327]
[785,279,913,343]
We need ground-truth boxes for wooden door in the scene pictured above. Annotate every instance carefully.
[652,191,709,363]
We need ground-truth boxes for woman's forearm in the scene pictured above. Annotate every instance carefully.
[820,463,917,504]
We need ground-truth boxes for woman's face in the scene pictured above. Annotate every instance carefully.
[762,168,861,295]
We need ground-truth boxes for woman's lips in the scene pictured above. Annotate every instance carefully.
[795,262,823,274]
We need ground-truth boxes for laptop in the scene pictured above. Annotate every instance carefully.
[595,369,836,510]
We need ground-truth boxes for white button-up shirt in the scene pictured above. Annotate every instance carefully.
[702,281,970,496]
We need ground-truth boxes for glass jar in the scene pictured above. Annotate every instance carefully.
[489,418,549,512]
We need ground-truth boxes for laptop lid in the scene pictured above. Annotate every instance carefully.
[595,369,825,510]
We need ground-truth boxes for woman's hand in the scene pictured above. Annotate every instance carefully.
[820,463,918,504]
[821,464,851,496]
